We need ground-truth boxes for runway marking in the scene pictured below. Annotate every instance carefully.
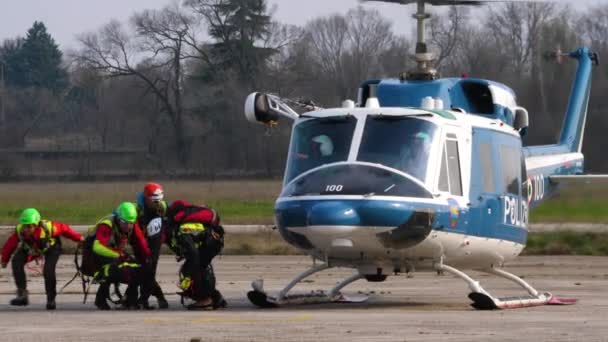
[144,315,313,324]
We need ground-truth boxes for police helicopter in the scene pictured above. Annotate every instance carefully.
[243,0,606,310]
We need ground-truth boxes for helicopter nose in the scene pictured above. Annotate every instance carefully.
[307,201,361,227]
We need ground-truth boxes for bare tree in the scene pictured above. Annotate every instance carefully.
[428,6,469,71]
[486,3,556,77]
[302,6,395,103]
[579,4,608,51]
[73,3,206,164]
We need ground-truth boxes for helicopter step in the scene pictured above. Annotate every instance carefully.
[247,264,369,308]
[436,263,577,310]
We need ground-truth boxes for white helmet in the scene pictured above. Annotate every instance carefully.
[312,134,334,157]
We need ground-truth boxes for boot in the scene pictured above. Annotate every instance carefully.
[118,284,140,310]
[140,283,167,310]
[95,283,111,310]
[47,293,57,310]
[186,298,214,311]
[157,296,169,310]
[212,289,227,309]
[139,299,155,310]
[10,289,29,306]
[153,286,169,309]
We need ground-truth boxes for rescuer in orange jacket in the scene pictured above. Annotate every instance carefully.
[81,202,152,310]
[1,208,84,310]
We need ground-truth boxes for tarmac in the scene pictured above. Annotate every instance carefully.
[0,255,606,342]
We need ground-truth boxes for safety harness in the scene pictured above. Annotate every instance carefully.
[60,217,130,305]
[17,220,56,256]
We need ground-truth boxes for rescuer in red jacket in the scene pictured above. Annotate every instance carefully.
[136,182,169,309]
[81,202,152,310]
[1,208,84,310]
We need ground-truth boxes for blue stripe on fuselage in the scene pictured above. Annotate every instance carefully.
[275,198,527,244]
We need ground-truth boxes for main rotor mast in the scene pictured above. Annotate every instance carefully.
[410,0,437,80]
[363,0,488,80]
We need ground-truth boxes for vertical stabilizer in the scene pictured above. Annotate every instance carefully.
[559,48,598,152]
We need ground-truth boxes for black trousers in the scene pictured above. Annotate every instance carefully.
[11,244,61,302]
[177,234,222,301]
[94,258,152,305]
[146,235,165,300]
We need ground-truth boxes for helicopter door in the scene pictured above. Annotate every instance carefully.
[470,128,525,241]
[437,128,468,233]
[469,128,501,237]
[496,137,527,240]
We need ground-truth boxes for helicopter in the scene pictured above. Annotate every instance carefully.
[242,0,606,310]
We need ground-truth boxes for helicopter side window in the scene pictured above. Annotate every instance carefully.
[500,145,520,195]
[446,138,463,196]
[438,136,463,196]
[461,82,494,114]
[285,116,357,183]
[438,147,449,192]
[479,143,496,193]
[520,153,528,198]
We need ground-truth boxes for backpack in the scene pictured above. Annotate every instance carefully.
[166,202,224,258]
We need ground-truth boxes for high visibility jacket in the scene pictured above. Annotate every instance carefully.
[84,216,151,260]
[1,220,82,264]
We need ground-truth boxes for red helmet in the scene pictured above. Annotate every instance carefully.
[143,182,164,201]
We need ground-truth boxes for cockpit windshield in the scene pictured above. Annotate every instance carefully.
[285,116,357,183]
[357,116,438,182]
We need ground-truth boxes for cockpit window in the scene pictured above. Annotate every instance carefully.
[281,164,432,198]
[285,116,357,183]
[357,116,438,182]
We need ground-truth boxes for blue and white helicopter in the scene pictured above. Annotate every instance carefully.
[243,0,605,310]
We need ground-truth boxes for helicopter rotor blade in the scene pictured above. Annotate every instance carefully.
[360,0,554,6]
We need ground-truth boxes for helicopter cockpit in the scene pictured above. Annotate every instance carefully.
[280,112,440,199]
[284,116,356,183]
[357,116,437,181]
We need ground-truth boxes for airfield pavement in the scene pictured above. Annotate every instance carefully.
[0,255,606,342]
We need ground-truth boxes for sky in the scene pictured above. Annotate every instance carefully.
[0,0,600,51]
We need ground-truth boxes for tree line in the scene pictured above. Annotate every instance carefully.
[1,0,608,179]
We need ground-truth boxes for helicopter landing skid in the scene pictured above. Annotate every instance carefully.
[247,265,368,308]
[247,289,369,308]
[468,292,552,310]
[437,263,577,310]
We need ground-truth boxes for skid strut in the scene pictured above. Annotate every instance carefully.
[277,264,329,302]
[435,263,570,310]
[248,263,368,307]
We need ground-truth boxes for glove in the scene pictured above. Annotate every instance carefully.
[118,251,133,263]
[211,225,225,240]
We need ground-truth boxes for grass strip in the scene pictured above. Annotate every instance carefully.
[523,231,608,256]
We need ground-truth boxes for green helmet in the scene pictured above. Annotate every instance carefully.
[115,202,137,223]
[20,208,41,225]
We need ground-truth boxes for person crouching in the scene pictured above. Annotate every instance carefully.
[81,202,152,310]
[1,208,84,310]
